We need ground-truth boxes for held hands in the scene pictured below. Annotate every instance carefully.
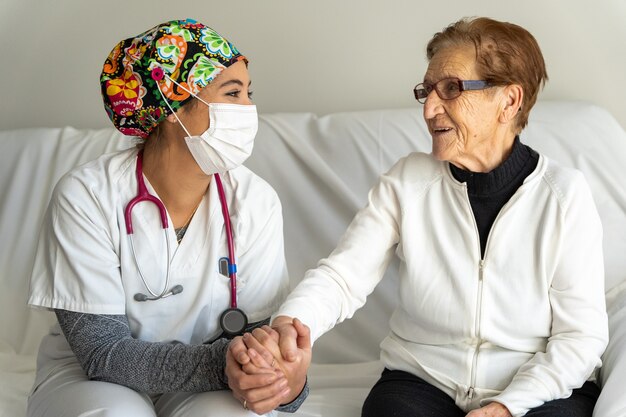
[466,402,512,417]
[225,337,287,414]
[225,316,311,414]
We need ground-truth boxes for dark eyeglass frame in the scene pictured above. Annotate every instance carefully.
[413,78,493,104]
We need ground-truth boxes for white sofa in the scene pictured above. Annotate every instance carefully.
[1,101,625,417]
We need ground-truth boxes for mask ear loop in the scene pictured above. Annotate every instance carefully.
[150,68,199,138]
[150,66,213,139]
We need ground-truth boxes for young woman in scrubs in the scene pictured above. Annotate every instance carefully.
[27,19,306,417]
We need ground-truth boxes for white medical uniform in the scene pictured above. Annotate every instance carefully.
[27,148,288,417]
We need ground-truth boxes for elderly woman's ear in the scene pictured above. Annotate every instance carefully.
[498,84,524,127]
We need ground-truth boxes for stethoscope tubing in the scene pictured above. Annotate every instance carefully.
[124,150,238,305]
[124,151,169,233]
[213,174,238,309]
[125,151,173,300]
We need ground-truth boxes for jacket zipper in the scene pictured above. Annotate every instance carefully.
[463,185,507,400]
[465,181,510,400]
[460,174,522,399]
[468,259,485,400]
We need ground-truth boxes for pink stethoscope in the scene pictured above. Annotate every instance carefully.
[124,150,248,336]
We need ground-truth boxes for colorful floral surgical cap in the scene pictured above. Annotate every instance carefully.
[100,18,246,138]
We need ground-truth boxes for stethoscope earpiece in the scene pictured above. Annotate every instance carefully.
[134,285,184,302]
[134,293,149,302]
[170,285,184,295]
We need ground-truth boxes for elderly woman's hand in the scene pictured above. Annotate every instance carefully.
[270,315,303,362]
[465,402,512,417]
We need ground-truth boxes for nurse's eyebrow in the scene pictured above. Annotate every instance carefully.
[218,79,252,88]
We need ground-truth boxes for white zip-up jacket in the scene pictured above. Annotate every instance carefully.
[277,152,608,416]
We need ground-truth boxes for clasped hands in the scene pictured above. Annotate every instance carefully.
[225,316,312,415]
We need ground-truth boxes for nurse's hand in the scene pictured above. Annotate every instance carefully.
[225,339,290,414]
[465,402,512,417]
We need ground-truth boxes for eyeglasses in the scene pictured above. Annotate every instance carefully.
[413,78,492,104]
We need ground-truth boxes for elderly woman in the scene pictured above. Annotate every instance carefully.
[27,19,307,417]
[229,17,609,417]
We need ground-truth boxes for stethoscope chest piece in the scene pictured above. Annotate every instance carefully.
[220,308,248,336]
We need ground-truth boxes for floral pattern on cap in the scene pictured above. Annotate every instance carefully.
[100,19,246,138]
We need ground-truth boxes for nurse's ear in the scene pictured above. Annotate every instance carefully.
[165,112,179,124]
[165,98,197,124]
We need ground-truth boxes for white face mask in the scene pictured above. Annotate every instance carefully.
[184,103,258,175]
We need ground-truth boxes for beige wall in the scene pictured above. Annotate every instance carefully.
[1,0,624,130]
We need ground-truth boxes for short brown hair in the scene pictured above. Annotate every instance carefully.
[426,17,548,133]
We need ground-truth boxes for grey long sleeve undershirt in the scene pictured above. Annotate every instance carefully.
[55,309,308,412]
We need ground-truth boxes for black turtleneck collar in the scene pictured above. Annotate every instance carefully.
[448,136,539,257]
[449,136,537,197]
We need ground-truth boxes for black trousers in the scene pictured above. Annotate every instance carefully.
[362,369,600,417]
